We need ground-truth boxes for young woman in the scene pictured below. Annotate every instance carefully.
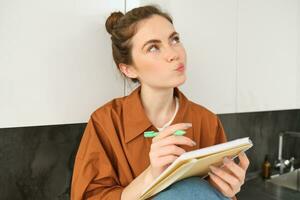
[71,5,249,200]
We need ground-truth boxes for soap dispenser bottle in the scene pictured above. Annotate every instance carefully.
[262,154,271,179]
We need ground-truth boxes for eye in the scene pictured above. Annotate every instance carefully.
[171,36,180,44]
[147,44,159,53]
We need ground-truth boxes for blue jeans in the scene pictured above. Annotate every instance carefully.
[152,177,230,200]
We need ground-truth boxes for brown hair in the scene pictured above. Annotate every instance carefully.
[105,5,173,83]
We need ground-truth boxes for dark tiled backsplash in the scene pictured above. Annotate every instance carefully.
[0,109,299,199]
[0,123,86,200]
[218,109,300,173]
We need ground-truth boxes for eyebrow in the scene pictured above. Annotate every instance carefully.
[142,31,179,50]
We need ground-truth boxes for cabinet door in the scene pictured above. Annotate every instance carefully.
[237,0,299,112]
[0,0,125,128]
[125,0,237,114]
[298,3,300,109]
[298,64,300,109]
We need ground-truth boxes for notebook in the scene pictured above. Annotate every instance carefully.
[139,137,253,200]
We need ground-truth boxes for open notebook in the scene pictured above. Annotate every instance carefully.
[139,137,253,200]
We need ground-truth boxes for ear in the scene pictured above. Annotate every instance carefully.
[118,63,138,79]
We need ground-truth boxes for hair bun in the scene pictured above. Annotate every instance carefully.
[105,11,124,34]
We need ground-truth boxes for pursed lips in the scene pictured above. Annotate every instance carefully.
[175,63,185,71]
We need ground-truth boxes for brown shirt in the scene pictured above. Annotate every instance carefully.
[71,85,227,200]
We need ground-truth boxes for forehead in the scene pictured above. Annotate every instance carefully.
[131,15,175,47]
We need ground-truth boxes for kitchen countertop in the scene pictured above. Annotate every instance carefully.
[237,176,300,200]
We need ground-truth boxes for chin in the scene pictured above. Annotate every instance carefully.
[172,76,186,88]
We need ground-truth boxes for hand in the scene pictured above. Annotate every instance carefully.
[148,123,196,179]
[208,152,250,198]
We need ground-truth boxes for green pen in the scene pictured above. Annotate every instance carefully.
[144,131,158,138]
[143,130,186,138]
[174,130,186,136]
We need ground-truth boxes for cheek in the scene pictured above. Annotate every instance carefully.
[138,53,161,69]
[144,60,164,76]
[133,54,162,75]
[141,60,170,81]
[179,46,187,61]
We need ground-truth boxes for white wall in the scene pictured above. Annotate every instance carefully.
[237,0,299,112]
[0,0,125,128]
[1,0,299,128]
[298,0,300,109]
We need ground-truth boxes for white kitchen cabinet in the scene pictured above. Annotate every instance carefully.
[298,63,300,109]
[237,0,299,112]
[1,0,299,128]
[0,0,125,128]
[298,2,300,109]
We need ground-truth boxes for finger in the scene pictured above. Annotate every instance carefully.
[155,155,178,167]
[208,172,234,197]
[223,157,245,183]
[152,123,192,143]
[151,135,196,149]
[238,151,250,170]
[209,165,240,191]
[153,145,186,158]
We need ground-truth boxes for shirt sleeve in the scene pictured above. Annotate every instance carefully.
[71,116,124,200]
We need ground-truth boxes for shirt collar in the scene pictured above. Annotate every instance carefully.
[123,85,189,143]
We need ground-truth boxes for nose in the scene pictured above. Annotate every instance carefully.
[165,47,179,62]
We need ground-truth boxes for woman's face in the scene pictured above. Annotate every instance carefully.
[124,14,187,89]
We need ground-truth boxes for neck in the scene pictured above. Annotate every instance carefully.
[140,85,176,128]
